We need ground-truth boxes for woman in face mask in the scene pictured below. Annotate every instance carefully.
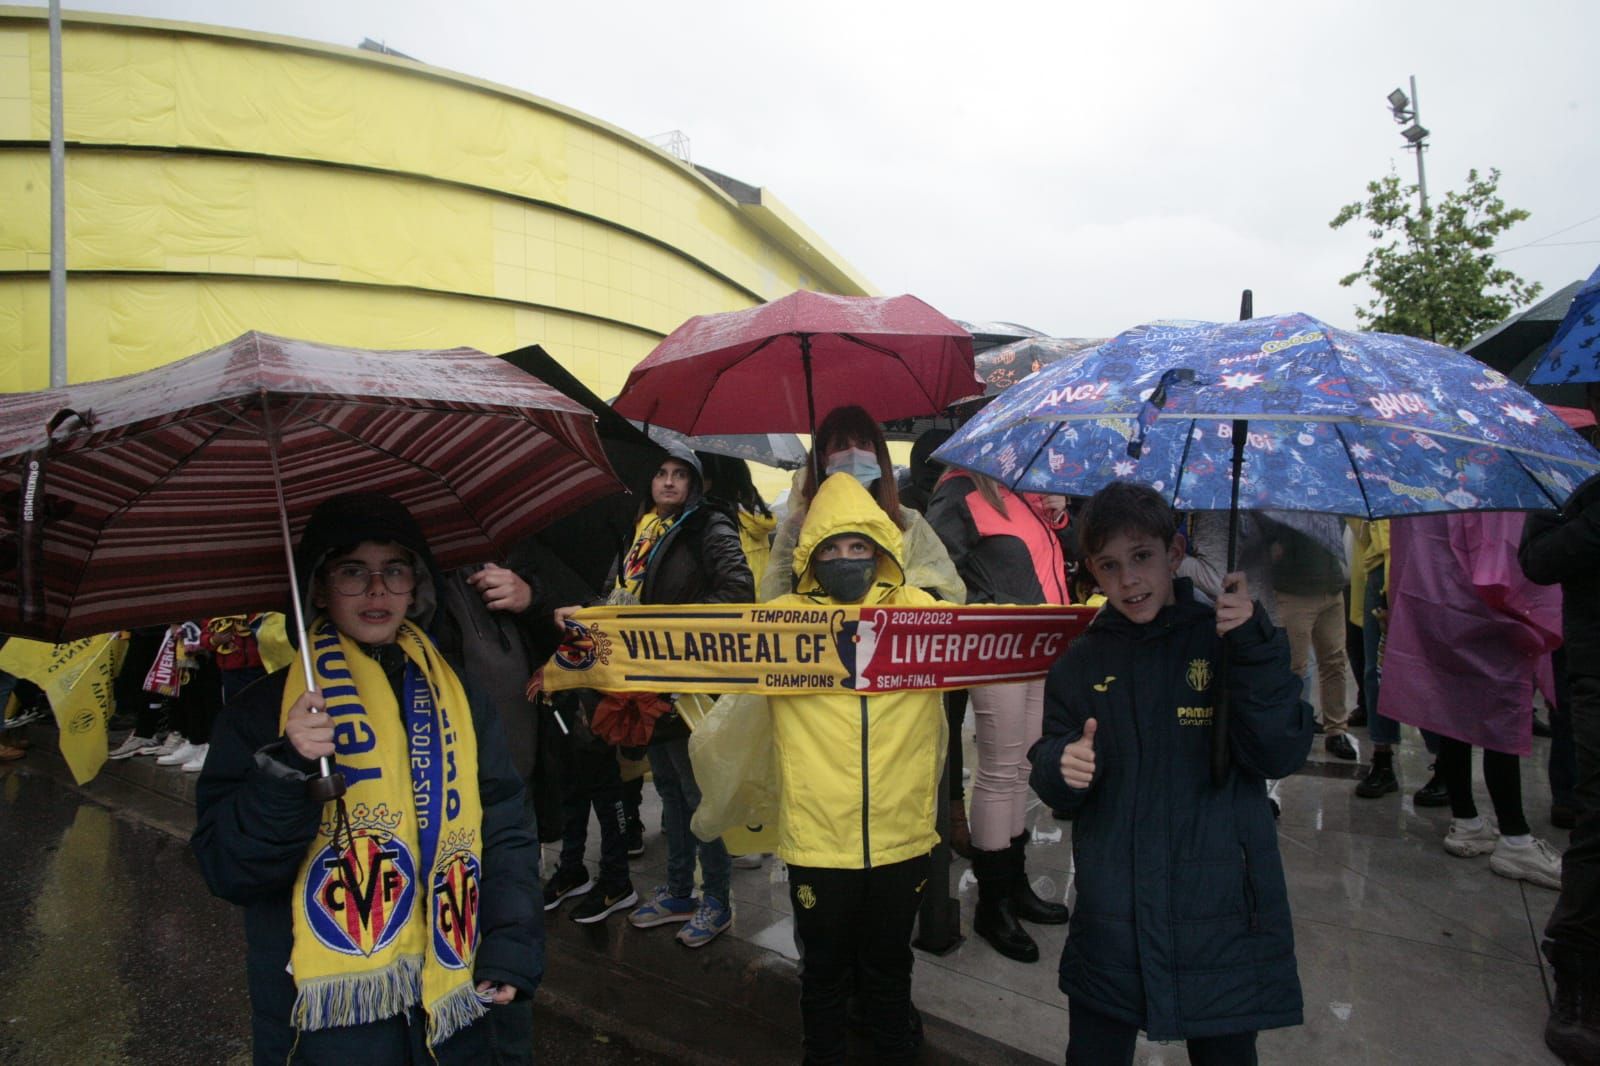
[926,466,1073,964]
[759,405,964,606]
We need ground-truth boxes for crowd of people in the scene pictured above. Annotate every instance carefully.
[4,386,1597,1066]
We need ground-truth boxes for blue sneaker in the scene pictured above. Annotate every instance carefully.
[675,895,732,948]
[628,885,697,928]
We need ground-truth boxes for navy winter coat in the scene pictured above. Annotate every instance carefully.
[192,651,543,1065]
[1029,579,1312,1041]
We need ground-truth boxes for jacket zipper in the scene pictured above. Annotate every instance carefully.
[860,695,872,869]
[1241,844,1259,931]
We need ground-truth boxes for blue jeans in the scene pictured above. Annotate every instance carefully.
[648,736,731,904]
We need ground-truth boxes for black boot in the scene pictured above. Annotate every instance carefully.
[1355,750,1399,799]
[1009,832,1069,925]
[1414,762,1450,808]
[1544,941,1600,1065]
[972,846,1039,962]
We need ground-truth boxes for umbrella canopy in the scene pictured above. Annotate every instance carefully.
[626,419,806,470]
[1529,263,1600,385]
[952,319,1048,354]
[611,290,980,436]
[935,312,1600,517]
[0,332,622,642]
[1464,278,1589,375]
[975,336,1106,396]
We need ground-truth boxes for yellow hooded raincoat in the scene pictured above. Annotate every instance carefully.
[767,474,948,869]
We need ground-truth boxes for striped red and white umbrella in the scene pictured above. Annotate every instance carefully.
[0,332,623,642]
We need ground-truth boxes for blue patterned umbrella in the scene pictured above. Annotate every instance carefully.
[1528,264,1600,385]
[934,312,1599,517]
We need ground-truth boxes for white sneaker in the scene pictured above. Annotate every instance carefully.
[1490,837,1563,890]
[108,734,158,760]
[157,740,199,766]
[1444,819,1499,857]
[180,744,209,773]
[144,733,184,757]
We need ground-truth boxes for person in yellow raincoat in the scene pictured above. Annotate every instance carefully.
[766,472,948,1065]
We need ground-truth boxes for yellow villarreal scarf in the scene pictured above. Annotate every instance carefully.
[281,620,484,1047]
[620,510,677,598]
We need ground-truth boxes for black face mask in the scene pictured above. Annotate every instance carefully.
[812,557,878,602]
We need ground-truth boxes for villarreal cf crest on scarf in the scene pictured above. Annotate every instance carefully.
[303,803,418,957]
[282,621,485,1047]
[431,829,482,969]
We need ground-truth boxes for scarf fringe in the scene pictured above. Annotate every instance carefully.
[425,980,488,1047]
[290,954,422,1032]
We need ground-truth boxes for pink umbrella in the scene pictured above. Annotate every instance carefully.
[611,291,979,441]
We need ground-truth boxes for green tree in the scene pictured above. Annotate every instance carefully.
[1329,167,1542,349]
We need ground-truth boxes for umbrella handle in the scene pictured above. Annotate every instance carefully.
[1211,417,1250,789]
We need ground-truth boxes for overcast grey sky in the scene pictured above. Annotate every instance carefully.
[27,0,1600,339]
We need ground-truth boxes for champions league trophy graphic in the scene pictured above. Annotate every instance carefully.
[829,608,884,691]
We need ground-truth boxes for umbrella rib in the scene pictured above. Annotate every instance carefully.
[1170,419,1198,508]
[1010,420,1068,494]
[1503,447,1569,511]
[838,333,945,415]
[1330,423,1377,519]
[691,334,786,435]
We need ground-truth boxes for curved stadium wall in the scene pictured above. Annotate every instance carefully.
[0,7,872,400]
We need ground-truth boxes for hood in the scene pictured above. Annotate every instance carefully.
[648,438,704,512]
[908,428,953,491]
[793,473,906,598]
[293,492,439,626]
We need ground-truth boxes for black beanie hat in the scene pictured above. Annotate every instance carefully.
[293,492,438,622]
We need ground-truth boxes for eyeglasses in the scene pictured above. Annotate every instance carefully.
[325,562,417,597]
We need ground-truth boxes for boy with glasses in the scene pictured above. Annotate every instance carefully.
[193,492,542,1065]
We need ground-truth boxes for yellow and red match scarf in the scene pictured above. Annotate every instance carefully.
[545,603,1098,696]
[281,620,484,1047]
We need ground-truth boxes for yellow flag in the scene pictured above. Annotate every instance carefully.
[254,612,296,674]
[0,635,128,784]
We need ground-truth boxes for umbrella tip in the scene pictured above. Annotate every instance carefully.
[1239,290,1254,321]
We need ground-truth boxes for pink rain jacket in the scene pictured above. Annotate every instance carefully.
[1378,512,1561,756]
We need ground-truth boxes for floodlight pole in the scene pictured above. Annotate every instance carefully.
[48,0,66,387]
[1406,76,1429,231]
[1389,75,1434,340]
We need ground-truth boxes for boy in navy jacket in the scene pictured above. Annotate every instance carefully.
[1029,481,1312,1064]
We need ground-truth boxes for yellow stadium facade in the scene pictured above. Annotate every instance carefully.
[0,7,874,405]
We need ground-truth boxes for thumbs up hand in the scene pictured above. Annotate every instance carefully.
[1060,718,1099,790]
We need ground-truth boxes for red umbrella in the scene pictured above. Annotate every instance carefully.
[611,290,980,439]
[0,331,623,643]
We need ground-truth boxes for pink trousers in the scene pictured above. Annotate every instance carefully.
[968,677,1046,851]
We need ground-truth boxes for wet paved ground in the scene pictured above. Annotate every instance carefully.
[0,707,1569,1065]
[597,719,1564,1065]
[0,765,680,1066]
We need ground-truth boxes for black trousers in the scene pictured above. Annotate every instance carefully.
[788,854,930,1066]
[945,690,968,802]
[1066,1000,1258,1066]
[558,741,629,886]
[1548,674,1600,955]
[1437,735,1530,837]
